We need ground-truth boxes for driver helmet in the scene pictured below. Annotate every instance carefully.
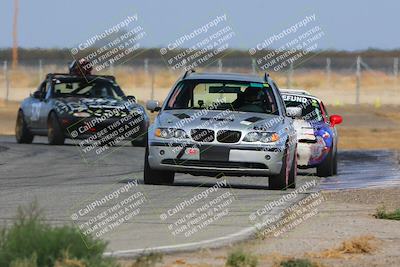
[69,59,92,76]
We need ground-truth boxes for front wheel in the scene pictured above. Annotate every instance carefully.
[269,149,289,190]
[48,112,65,145]
[15,110,34,144]
[131,133,147,147]
[288,149,297,189]
[143,145,174,185]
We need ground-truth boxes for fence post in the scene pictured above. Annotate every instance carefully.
[356,56,361,105]
[218,59,223,72]
[110,62,114,76]
[394,57,398,84]
[251,58,256,74]
[150,71,154,101]
[3,61,9,101]
[286,62,293,88]
[326,57,331,88]
[38,59,43,82]
[144,58,149,74]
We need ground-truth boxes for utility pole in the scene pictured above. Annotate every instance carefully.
[394,57,398,82]
[12,0,19,69]
[355,56,361,105]
[4,61,10,101]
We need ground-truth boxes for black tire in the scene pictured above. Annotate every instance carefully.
[288,149,297,189]
[332,147,338,175]
[131,133,147,147]
[15,110,34,144]
[143,145,174,185]
[269,149,289,190]
[48,112,65,145]
[316,148,334,177]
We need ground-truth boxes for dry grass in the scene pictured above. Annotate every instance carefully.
[337,128,400,150]
[306,235,378,259]
[1,66,399,94]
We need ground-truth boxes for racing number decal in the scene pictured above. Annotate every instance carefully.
[31,103,42,121]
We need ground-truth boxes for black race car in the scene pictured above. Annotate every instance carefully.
[15,72,149,146]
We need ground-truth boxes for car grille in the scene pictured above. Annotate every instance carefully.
[217,130,241,143]
[191,129,215,142]
[161,159,267,169]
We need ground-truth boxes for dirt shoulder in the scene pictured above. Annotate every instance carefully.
[329,105,400,150]
[136,187,400,267]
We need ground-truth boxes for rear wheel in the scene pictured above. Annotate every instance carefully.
[48,112,65,145]
[144,145,174,185]
[269,149,289,190]
[15,110,34,144]
[317,148,334,177]
[332,147,338,175]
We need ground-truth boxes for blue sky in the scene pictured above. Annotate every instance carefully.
[0,0,397,50]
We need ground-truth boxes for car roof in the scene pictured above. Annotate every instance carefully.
[280,89,321,102]
[46,73,116,82]
[280,88,311,95]
[183,72,266,83]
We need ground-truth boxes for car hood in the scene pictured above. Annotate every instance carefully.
[157,109,284,132]
[293,119,315,140]
[54,97,142,114]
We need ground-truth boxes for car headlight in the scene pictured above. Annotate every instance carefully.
[243,132,280,143]
[155,128,188,139]
[73,112,91,118]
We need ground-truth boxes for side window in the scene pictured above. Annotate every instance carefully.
[320,101,329,122]
[272,82,286,115]
[36,81,46,93]
[45,81,52,99]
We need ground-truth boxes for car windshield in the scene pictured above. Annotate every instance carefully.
[282,94,325,122]
[165,79,279,114]
[52,78,125,100]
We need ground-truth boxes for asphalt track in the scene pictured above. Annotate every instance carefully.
[0,135,399,256]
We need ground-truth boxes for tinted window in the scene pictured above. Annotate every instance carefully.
[166,80,279,114]
[282,94,324,122]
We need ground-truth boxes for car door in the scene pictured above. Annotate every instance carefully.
[37,80,53,130]
[29,81,47,129]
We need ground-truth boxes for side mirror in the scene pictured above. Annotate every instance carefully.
[329,114,343,126]
[126,95,137,103]
[286,107,302,118]
[32,91,43,99]
[146,100,161,112]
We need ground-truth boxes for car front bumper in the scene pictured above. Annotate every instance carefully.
[148,141,286,176]
[297,141,329,167]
